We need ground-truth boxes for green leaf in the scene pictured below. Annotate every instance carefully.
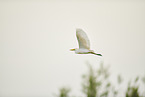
[117,75,123,84]
[134,76,139,83]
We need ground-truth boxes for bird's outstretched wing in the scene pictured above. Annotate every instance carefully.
[76,28,90,49]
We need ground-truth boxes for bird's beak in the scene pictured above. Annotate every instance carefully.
[70,48,75,51]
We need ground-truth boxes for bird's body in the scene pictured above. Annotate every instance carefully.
[75,48,91,54]
[70,28,102,56]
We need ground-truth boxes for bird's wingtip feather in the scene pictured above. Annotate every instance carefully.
[76,28,83,32]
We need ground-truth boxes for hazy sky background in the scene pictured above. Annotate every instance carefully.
[0,0,145,97]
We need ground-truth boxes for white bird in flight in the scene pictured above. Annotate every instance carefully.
[70,28,102,56]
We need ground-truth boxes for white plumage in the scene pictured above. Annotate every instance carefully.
[76,28,90,49]
[70,28,102,56]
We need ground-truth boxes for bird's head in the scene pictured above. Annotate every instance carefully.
[70,48,77,51]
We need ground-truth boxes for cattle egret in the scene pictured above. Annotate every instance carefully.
[70,28,102,56]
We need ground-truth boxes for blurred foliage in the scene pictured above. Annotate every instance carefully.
[142,75,145,84]
[126,78,140,97]
[57,87,70,97]
[56,62,145,97]
[125,75,145,97]
[82,62,113,97]
[117,75,123,84]
[126,86,139,97]
[82,64,97,97]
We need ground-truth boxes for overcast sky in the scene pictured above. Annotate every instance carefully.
[0,1,145,97]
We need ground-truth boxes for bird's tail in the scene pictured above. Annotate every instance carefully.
[90,52,102,56]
